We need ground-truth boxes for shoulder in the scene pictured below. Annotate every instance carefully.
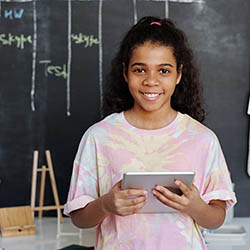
[180,113,218,144]
[80,112,123,140]
[75,113,123,161]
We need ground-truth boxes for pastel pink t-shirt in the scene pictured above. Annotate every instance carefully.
[64,112,236,250]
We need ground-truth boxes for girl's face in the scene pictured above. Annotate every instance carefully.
[123,41,182,116]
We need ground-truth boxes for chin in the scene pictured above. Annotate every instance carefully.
[141,107,161,113]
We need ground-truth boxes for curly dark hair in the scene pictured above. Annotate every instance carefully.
[103,16,205,123]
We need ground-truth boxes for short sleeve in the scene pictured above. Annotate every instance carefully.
[64,129,98,216]
[201,134,237,210]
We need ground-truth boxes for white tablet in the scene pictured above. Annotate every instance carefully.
[122,171,195,213]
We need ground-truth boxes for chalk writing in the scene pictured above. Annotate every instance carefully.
[39,60,67,80]
[4,8,24,19]
[0,33,32,49]
[71,33,99,48]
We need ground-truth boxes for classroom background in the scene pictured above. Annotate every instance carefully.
[0,0,249,222]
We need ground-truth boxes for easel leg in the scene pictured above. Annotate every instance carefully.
[45,150,63,223]
[38,165,47,220]
[31,150,39,218]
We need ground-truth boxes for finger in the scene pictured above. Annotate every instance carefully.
[190,183,199,192]
[174,180,191,197]
[113,180,122,190]
[152,189,183,211]
[154,185,182,203]
[123,195,147,207]
[123,188,147,198]
[121,199,147,216]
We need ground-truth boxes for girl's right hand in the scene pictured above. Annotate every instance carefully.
[102,180,147,216]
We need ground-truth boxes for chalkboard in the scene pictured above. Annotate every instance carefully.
[0,0,249,217]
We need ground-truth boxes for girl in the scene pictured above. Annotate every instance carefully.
[64,16,236,250]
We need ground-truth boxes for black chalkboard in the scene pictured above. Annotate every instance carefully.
[0,0,249,217]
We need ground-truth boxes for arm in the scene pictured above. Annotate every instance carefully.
[152,180,226,229]
[70,195,109,229]
[70,181,147,228]
[189,199,226,229]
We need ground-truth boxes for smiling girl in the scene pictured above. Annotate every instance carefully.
[123,41,182,129]
[64,16,236,250]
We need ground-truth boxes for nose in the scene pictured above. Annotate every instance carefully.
[143,71,159,86]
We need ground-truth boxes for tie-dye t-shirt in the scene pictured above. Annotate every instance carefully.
[64,112,236,250]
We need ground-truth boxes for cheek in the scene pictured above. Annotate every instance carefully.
[128,84,136,94]
[128,84,139,100]
[126,76,138,89]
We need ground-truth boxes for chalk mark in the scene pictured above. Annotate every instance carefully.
[98,0,103,116]
[31,0,37,112]
[0,0,34,2]
[67,0,72,116]
[165,0,169,18]
[133,0,137,24]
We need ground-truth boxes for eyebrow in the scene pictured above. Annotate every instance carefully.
[130,62,174,68]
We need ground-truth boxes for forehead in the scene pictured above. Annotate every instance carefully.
[129,41,176,66]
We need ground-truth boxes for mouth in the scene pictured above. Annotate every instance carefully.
[143,93,160,97]
[141,92,162,100]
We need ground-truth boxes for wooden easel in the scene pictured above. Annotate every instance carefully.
[30,150,64,223]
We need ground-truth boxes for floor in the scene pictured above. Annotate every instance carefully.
[0,217,95,250]
[0,217,249,250]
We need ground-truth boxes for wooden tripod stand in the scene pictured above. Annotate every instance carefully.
[30,150,64,223]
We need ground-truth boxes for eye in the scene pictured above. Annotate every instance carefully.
[160,68,169,74]
[134,68,145,73]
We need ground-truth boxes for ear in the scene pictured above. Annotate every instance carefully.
[176,64,183,85]
[123,63,128,83]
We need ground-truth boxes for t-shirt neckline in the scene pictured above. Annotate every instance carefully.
[121,111,183,134]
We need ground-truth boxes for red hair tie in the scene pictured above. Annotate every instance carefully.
[150,21,161,26]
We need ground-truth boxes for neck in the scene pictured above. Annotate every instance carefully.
[124,108,178,130]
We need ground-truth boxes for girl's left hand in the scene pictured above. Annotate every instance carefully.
[152,180,204,216]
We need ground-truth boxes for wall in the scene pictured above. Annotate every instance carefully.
[0,0,249,216]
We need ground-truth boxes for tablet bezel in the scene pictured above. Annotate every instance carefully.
[122,171,195,213]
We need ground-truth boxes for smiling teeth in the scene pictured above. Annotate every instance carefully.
[143,93,159,97]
